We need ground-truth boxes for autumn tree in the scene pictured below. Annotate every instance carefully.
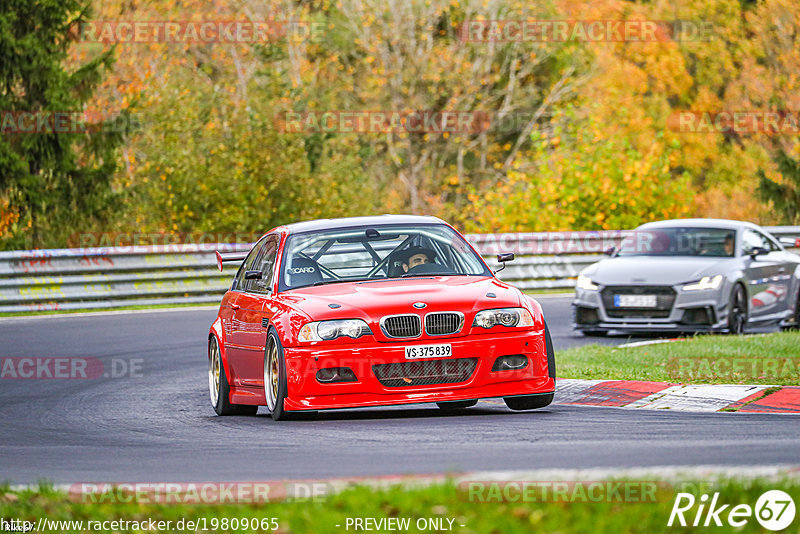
[0,0,124,249]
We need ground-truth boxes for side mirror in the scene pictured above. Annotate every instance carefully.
[748,247,768,259]
[604,246,616,256]
[244,270,263,280]
[494,253,514,274]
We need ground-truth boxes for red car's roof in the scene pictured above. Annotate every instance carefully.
[283,214,446,235]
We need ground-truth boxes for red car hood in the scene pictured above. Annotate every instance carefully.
[276,276,522,321]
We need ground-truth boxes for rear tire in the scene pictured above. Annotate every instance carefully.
[727,284,748,335]
[504,393,554,411]
[436,400,478,411]
[209,337,258,416]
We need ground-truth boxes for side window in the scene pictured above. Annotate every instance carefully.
[759,232,781,252]
[232,238,267,291]
[742,230,766,254]
[248,237,279,295]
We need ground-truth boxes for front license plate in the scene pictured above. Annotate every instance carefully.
[614,294,658,308]
[405,344,452,360]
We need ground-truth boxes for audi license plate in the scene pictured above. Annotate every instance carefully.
[405,344,452,360]
[614,294,658,308]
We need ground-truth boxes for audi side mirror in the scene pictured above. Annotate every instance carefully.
[244,270,263,280]
[748,247,768,259]
[604,246,616,256]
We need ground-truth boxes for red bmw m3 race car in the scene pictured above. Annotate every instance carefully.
[208,215,555,420]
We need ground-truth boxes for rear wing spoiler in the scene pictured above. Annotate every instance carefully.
[215,250,248,272]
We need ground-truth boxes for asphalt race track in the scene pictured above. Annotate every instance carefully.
[1,297,797,484]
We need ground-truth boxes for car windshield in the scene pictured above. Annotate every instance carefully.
[279,224,491,290]
[616,227,736,257]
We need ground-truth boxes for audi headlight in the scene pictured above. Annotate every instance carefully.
[473,308,534,329]
[683,275,723,291]
[576,274,599,291]
[298,319,372,342]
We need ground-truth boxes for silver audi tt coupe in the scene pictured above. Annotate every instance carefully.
[573,219,800,335]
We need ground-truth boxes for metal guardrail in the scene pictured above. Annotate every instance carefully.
[1,227,798,313]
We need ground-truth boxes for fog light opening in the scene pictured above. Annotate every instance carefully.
[491,355,528,372]
[575,306,600,325]
[680,306,715,326]
[316,366,357,383]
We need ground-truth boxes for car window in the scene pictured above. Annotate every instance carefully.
[742,229,769,254]
[616,227,736,257]
[758,231,781,252]
[247,236,279,295]
[279,224,491,291]
[232,237,267,291]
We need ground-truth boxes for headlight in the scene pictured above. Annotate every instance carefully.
[473,308,534,329]
[576,274,599,291]
[683,275,723,291]
[298,319,372,342]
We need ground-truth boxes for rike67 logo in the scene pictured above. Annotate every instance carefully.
[668,490,796,531]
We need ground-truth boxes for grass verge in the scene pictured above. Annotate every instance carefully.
[2,477,799,533]
[557,331,800,385]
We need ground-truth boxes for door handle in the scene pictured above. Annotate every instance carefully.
[231,303,240,310]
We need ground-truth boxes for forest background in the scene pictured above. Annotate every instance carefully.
[1,0,799,250]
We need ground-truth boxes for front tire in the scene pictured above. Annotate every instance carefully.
[782,288,800,331]
[436,399,478,411]
[209,337,257,416]
[264,330,290,421]
[581,330,608,337]
[504,393,554,410]
[503,321,556,411]
[727,284,748,335]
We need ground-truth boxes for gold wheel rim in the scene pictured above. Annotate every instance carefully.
[270,347,279,393]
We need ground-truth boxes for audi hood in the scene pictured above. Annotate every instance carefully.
[581,256,739,286]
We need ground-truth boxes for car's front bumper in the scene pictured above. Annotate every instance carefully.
[281,329,554,411]
[572,284,729,333]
